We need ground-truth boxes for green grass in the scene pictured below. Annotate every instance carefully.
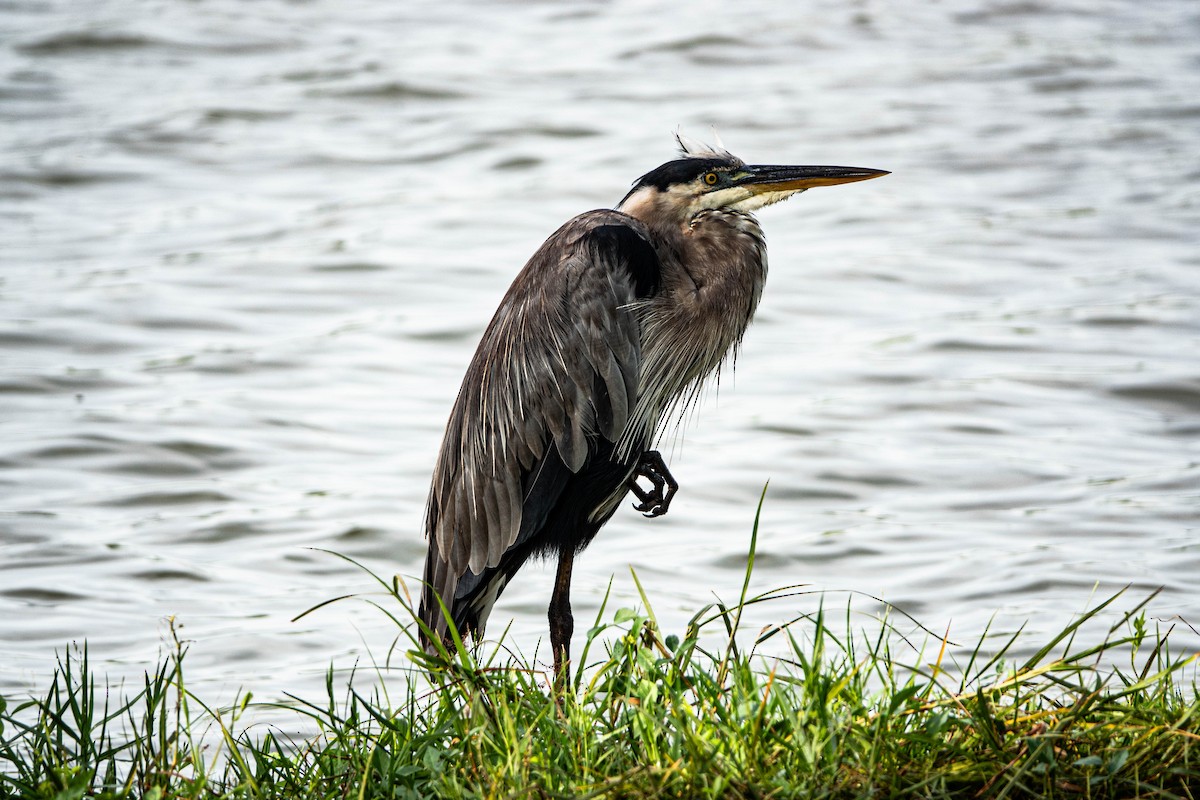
[3,504,1198,799]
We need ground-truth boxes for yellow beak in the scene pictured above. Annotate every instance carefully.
[737,164,890,192]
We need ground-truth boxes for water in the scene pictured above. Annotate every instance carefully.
[3,0,1199,707]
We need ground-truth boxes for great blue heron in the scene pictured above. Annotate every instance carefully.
[419,135,887,685]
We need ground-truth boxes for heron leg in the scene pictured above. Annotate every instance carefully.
[549,547,575,692]
[628,450,679,518]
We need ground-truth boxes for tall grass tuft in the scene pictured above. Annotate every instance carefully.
[3,500,1198,798]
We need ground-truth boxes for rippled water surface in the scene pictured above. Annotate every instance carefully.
[3,0,1199,703]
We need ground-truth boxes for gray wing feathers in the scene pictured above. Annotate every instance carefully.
[424,211,651,618]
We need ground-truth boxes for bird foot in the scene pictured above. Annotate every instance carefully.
[628,450,679,518]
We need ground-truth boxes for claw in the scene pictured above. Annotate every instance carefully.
[627,450,679,517]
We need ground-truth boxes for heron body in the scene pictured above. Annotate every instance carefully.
[419,136,887,684]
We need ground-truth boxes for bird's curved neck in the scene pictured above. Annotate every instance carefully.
[617,186,689,235]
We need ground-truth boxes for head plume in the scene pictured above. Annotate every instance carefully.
[674,129,743,166]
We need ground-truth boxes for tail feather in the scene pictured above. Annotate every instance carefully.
[419,546,519,650]
[418,543,458,649]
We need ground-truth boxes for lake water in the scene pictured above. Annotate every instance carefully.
[3,0,1199,708]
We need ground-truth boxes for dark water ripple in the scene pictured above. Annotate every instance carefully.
[2,0,1199,707]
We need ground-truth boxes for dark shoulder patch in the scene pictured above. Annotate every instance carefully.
[586,223,661,299]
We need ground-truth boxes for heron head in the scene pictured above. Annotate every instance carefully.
[617,134,888,225]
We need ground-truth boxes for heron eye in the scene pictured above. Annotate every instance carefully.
[704,172,719,186]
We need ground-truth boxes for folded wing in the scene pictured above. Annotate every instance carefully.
[419,210,661,643]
